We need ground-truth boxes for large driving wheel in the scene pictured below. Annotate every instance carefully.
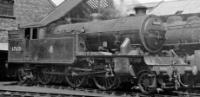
[38,67,53,84]
[93,75,119,90]
[65,69,86,88]
[51,75,64,84]
[138,71,157,94]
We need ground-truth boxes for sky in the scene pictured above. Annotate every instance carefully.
[51,0,176,6]
[51,0,64,6]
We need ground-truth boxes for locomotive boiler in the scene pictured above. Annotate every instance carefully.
[53,15,166,53]
[164,15,200,64]
[164,15,200,86]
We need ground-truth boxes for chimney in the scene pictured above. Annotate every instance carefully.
[134,6,147,16]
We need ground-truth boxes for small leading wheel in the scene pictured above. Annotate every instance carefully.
[38,67,53,84]
[65,69,86,88]
[138,71,157,94]
[93,75,119,90]
[180,72,194,88]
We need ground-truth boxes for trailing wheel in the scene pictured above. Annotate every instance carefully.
[17,67,27,83]
[17,67,35,84]
[38,67,53,84]
[65,68,87,88]
[138,71,157,94]
[93,75,119,90]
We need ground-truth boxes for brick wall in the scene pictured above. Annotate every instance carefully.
[0,18,16,43]
[14,0,55,26]
[0,0,55,43]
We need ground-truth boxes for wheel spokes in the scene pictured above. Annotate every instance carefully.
[180,72,194,87]
[17,67,35,84]
[18,68,26,82]
[65,70,86,88]
[138,72,157,94]
[93,76,119,90]
[38,67,53,84]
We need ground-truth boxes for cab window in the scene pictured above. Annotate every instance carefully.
[32,28,38,39]
[25,28,30,39]
[24,28,38,40]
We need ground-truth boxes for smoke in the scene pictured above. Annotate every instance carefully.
[112,0,139,16]
[113,0,128,16]
[89,0,139,19]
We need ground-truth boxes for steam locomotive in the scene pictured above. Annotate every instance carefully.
[7,11,195,93]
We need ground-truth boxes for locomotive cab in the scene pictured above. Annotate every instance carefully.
[8,29,25,62]
[9,26,76,64]
[8,27,39,63]
[24,28,38,40]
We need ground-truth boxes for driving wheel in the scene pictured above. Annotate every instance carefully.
[138,71,157,94]
[93,75,119,90]
[65,68,86,88]
[38,67,53,84]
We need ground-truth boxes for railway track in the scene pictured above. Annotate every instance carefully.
[0,82,141,97]
[0,81,198,97]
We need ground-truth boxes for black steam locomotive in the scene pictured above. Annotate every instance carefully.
[7,11,195,93]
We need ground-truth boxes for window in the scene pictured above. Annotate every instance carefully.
[24,28,38,40]
[25,28,30,39]
[0,0,14,16]
[32,28,38,39]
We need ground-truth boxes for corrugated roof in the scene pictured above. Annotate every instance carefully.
[40,0,83,26]
[22,0,83,28]
[149,0,200,16]
[0,43,8,51]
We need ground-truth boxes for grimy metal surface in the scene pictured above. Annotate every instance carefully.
[8,39,25,62]
[8,30,25,63]
[54,15,165,53]
[28,37,75,64]
[53,15,147,33]
[165,21,200,45]
[164,15,200,55]
[9,37,75,64]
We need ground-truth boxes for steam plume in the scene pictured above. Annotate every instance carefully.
[112,0,139,16]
